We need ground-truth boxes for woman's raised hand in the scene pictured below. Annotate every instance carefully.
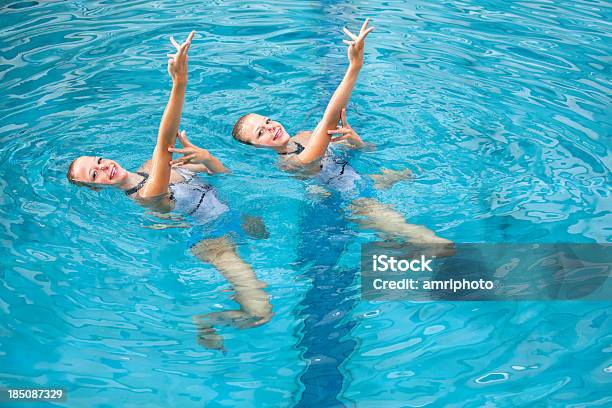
[343,18,374,69]
[167,31,195,85]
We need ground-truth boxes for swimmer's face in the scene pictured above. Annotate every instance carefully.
[69,156,129,187]
[239,113,291,147]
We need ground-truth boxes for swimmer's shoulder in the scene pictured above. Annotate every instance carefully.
[293,131,311,143]
[130,160,179,211]
[136,160,151,174]
[137,160,186,184]
[278,131,322,175]
[277,133,309,166]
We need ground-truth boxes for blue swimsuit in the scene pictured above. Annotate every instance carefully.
[126,168,241,244]
[286,142,372,200]
[168,167,230,224]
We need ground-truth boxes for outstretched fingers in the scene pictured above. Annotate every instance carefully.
[331,135,349,142]
[343,19,374,47]
[343,27,359,41]
[170,36,180,51]
[360,26,374,40]
[170,153,196,166]
[177,130,192,146]
[177,42,188,59]
[185,31,195,46]
[177,31,196,59]
[184,31,195,51]
[327,127,352,135]
[168,147,189,154]
[360,18,370,34]
[341,108,348,127]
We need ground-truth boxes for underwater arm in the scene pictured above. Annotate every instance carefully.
[169,130,229,174]
[297,18,373,164]
[140,31,195,198]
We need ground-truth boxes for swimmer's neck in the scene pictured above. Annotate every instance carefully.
[273,138,300,155]
[117,171,146,193]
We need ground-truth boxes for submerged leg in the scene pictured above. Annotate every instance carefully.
[191,235,272,350]
[369,168,413,190]
[348,197,454,255]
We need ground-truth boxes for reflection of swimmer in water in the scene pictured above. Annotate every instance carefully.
[229,18,452,248]
[65,32,271,351]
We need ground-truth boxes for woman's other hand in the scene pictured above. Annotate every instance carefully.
[327,108,366,148]
[168,130,211,166]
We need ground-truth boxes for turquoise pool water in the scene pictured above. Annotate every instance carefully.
[1,0,610,406]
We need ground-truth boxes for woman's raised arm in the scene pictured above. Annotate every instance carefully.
[296,19,373,164]
[140,31,195,198]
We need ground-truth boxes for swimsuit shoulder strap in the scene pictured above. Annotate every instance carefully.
[279,141,305,156]
[124,172,149,196]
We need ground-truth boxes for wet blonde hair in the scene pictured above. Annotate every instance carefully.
[66,159,84,186]
[231,113,253,145]
[66,158,96,189]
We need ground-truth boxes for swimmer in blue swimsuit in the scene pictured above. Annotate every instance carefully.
[228,18,453,248]
[66,32,271,351]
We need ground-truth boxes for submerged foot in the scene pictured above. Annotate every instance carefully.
[193,315,226,352]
